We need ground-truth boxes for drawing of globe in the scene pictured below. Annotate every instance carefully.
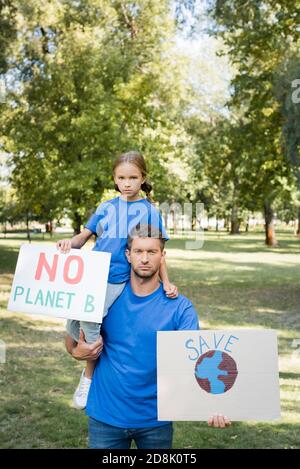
[194,350,238,394]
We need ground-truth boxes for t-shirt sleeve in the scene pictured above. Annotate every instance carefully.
[85,202,106,235]
[175,301,200,331]
[149,206,169,241]
[85,212,98,235]
[159,211,169,241]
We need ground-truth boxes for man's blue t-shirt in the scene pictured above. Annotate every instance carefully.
[86,282,200,428]
[85,197,169,284]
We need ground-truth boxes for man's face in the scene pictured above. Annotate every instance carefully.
[126,237,165,279]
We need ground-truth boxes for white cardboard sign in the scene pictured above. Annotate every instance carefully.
[157,330,281,421]
[8,244,111,323]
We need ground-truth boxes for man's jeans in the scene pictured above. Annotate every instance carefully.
[88,418,173,449]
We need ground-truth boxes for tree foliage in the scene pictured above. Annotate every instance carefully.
[1,0,196,231]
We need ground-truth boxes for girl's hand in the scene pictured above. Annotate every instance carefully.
[163,282,178,299]
[208,414,231,428]
[56,239,72,253]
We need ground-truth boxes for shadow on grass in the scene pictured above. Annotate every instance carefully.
[173,420,300,449]
[168,258,300,289]
[0,317,299,449]
[279,372,300,381]
[0,245,19,274]
[180,285,300,334]
[167,235,300,255]
[0,317,88,449]
[1,231,300,448]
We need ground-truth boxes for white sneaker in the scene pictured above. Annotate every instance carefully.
[72,369,92,410]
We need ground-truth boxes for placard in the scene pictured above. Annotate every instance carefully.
[157,330,281,421]
[8,244,111,323]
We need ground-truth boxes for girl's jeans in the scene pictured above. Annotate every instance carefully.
[66,282,126,343]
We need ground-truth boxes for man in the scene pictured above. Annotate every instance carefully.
[66,225,231,449]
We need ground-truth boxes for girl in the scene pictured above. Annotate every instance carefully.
[57,151,178,410]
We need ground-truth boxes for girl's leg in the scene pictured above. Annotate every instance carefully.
[65,334,77,355]
[72,322,101,410]
[80,322,101,379]
[72,283,126,409]
[85,359,96,379]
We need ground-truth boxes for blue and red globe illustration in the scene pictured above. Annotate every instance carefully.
[194,350,238,394]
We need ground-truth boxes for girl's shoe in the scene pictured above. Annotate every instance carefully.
[72,369,92,410]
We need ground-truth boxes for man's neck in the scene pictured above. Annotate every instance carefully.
[130,271,161,297]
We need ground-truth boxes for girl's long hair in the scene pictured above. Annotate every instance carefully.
[113,151,154,203]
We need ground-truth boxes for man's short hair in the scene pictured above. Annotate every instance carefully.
[127,224,167,251]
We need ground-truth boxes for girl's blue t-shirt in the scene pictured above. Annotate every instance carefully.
[85,196,169,284]
[86,282,200,428]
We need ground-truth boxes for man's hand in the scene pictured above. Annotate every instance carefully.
[71,330,103,361]
[163,282,179,299]
[208,414,231,428]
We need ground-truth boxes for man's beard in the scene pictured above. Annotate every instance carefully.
[132,266,157,279]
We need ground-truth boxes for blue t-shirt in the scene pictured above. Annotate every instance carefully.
[85,196,169,284]
[86,282,200,428]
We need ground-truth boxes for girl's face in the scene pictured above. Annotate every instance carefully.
[114,163,145,199]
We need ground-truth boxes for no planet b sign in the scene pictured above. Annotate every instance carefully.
[8,244,111,323]
[157,330,281,421]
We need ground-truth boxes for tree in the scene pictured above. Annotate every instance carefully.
[210,0,300,245]
[0,0,17,74]
[1,0,196,233]
[274,54,300,177]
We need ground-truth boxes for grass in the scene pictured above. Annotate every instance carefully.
[0,230,299,449]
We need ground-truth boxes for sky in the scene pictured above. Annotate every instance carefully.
[173,0,233,118]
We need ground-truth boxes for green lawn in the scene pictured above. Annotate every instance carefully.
[0,230,299,449]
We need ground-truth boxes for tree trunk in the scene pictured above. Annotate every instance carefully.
[49,220,53,238]
[297,208,300,236]
[73,212,82,235]
[164,213,168,232]
[26,212,31,243]
[170,210,177,234]
[230,204,240,235]
[216,216,219,232]
[264,201,277,246]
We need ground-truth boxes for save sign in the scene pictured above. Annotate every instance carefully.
[157,330,281,421]
[8,244,111,323]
